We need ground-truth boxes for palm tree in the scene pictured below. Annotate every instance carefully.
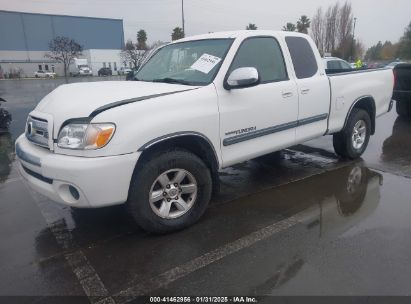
[297,15,311,34]
[246,23,258,30]
[282,23,296,32]
[171,27,185,41]
[137,29,148,50]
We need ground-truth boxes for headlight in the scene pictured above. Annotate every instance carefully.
[57,123,115,150]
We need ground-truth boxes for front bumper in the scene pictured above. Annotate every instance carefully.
[16,134,140,208]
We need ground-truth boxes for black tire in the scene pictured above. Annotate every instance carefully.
[127,149,212,234]
[396,100,411,118]
[333,108,371,159]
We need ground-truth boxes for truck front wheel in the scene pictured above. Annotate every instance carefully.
[127,149,212,234]
[333,108,371,159]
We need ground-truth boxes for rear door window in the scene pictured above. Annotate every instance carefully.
[285,36,318,79]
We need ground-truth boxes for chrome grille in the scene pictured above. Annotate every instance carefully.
[26,116,49,148]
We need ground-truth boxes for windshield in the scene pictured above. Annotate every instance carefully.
[134,38,233,86]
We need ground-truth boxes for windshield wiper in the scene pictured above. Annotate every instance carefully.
[152,78,193,85]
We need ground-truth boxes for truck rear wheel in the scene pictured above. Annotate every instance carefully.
[396,100,411,118]
[127,149,212,234]
[333,108,371,159]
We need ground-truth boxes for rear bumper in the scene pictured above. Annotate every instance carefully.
[16,134,140,208]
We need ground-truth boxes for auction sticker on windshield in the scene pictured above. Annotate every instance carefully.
[190,53,222,74]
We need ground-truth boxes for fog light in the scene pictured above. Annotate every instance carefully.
[69,185,80,200]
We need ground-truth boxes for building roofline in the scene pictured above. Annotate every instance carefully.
[0,10,123,22]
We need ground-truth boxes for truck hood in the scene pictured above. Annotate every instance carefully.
[34,81,198,136]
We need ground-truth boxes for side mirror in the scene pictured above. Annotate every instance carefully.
[224,67,259,90]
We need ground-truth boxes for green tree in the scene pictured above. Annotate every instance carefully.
[171,27,185,41]
[297,15,311,34]
[364,41,383,61]
[171,26,185,41]
[282,23,296,32]
[398,22,411,59]
[246,23,258,30]
[136,29,148,50]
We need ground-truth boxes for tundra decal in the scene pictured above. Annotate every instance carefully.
[225,126,257,137]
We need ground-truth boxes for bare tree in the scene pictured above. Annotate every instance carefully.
[45,36,82,77]
[354,39,365,59]
[310,1,355,59]
[337,1,354,59]
[325,3,339,53]
[120,40,148,70]
[310,8,324,54]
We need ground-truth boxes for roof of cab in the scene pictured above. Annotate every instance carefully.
[171,30,310,43]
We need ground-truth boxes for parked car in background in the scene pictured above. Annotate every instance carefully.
[386,61,407,69]
[0,98,11,133]
[16,31,394,233]
[98,67,112,76]
[126,68,138,80]
[323,57,354,71]
[118,67,132,76]
[34,70,57,78]
[393,63,411,117]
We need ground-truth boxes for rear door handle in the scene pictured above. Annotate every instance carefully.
[301,88,310,95]
[282,91,293,98]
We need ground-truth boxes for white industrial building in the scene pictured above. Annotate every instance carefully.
[0,10,125,77]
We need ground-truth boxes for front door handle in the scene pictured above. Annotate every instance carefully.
[282,91,293,98]
[301,88,310,95]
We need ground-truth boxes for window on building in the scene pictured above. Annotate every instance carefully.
[114,62,117,71]
[228,37,288,83]
[103,62,106,68]
[285,36,318,79]
[38,65,42,71]
[108,62,112,69]
[45,64,49,71]
[51,65,55,72]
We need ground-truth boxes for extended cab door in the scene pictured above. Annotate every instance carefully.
[284,36,331,142]
[216,36,298,167]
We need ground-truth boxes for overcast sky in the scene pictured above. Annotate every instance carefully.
[1,0,410,48]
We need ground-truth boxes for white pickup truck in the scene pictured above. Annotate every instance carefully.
[16,31,394,233]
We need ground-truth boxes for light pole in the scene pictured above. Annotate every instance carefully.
[352,17,357,61]
[182,0,185,36]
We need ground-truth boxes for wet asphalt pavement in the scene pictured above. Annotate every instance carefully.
[0,77,411,302]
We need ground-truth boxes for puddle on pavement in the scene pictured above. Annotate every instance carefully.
[27,162,385,296]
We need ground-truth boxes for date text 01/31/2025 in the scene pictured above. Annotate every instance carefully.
[149,296,258,303]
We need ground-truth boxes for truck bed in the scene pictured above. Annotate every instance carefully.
[326,68,394,134]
